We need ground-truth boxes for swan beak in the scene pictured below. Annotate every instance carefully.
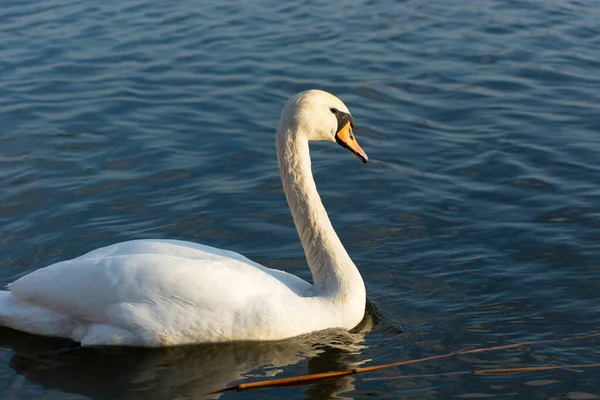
[335,123,368,163]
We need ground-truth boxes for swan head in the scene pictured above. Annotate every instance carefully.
[279,90,368,163]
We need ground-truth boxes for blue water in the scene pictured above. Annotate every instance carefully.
[1,0,599,398]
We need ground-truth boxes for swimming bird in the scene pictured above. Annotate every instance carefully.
[0,90,369,346]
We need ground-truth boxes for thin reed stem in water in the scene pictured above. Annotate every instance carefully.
[204,332,600,395]
[364,363,600,381]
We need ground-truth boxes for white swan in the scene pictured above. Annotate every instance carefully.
[0,90,369,347]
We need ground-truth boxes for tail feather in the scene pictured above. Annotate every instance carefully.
[0,291,75,338]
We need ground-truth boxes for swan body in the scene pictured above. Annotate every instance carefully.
[0,90,369,346]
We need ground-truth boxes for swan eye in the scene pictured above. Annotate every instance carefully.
[330,108,339,114]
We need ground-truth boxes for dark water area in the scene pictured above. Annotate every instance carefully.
[1,0,599,398]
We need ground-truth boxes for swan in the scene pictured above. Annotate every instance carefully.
[0,90,369,347]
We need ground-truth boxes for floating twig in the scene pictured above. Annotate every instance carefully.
[205,332,600,394]
[365,363,600,381]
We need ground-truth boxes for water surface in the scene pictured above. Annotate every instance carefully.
[1,0,599,399]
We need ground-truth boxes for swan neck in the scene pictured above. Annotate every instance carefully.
[276,127,364,296]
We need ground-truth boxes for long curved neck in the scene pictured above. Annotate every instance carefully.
[276,127,365,298]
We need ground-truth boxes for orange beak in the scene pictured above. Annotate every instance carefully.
[335,122,368,163]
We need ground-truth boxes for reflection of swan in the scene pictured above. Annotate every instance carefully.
[0,90,369,346]
[1,312,374,400]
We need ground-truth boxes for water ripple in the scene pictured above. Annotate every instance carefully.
[1,0,599,399]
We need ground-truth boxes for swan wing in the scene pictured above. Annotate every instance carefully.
[5,240,312,345]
